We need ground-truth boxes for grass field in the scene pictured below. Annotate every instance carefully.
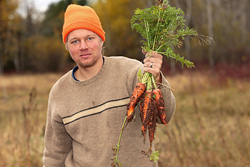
[0,71,249,167]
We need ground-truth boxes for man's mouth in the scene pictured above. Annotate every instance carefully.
[80,53,91,58]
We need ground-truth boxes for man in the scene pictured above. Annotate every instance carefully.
[43,4,176,167]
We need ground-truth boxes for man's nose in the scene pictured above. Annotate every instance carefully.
[80,40,88,50]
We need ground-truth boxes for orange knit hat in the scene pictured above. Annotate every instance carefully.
[62,4,105,43]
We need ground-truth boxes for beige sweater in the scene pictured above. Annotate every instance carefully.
[43,56,176,167]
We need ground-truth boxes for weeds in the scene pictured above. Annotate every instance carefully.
[0,73,250,167]
[155,72,250,167]
[22,87,37,167]
[0,74,59,167]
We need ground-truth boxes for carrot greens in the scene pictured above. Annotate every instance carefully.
[131,0,198,69]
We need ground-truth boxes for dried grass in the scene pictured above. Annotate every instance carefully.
[155,71,250,167]
[0,72,250,166]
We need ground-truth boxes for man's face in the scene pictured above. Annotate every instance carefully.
[66,29,104,68]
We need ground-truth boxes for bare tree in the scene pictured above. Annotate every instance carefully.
[0,2,5,75]
[0,40,3,75]
[205,0,214,68]
[170,46,176,74]
[12,35,21,73]
[233,0,248,43]
[184,0,192,61]
[168,0,176,73]
[0,12,14,75]
[146,0,154,7]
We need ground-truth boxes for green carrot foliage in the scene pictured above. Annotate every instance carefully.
[131,0,198,68]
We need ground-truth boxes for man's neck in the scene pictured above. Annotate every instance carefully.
[74,56,104,81]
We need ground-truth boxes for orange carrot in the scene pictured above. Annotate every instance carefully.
[147,100,158,151]
[153,89,168,125]
[139,94,145,122]
[126,82,146,120]
[141,90,152,138]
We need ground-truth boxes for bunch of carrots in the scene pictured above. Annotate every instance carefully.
[111,70,168,167]
[126,70,168,152]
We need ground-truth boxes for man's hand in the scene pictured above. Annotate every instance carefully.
[143,50,163,83]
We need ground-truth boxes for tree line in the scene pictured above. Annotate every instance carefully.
[0,0,249,75]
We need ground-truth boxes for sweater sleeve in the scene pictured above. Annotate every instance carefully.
[159,72,176,123]
[42,93,72,167]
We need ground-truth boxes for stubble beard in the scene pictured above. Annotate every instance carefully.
[78,56,99,68]
[78,60,95,68]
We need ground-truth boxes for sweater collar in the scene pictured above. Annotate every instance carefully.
[72,57,105,82]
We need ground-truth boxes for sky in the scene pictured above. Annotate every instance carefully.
[33,0,61,12]
[18,0,97,17]
[17,0,61,17]
[33,0,97,12]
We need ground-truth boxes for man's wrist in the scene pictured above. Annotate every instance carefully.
[155,72,162,85]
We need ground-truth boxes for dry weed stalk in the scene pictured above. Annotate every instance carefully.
[1,84,8,100]
[22,87,37,167]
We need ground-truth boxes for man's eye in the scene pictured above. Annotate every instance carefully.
[87,37,93,41]
[71,40,78,44]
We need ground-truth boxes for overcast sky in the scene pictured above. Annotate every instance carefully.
[33,0,97,12]
[34,0,61,12]
[18,0,97,17]
[17,0,61,17]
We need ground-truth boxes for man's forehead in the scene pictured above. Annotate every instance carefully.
[68,29,97,38]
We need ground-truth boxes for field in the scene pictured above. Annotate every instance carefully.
[0,71,250,167]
